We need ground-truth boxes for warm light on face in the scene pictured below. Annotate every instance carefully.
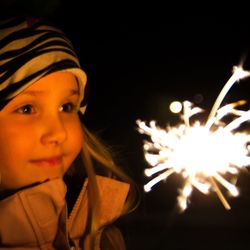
[0,71,83,190]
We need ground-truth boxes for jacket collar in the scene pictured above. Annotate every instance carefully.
[0,176,129,248]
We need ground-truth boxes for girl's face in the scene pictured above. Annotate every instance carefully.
[0,71,83,190]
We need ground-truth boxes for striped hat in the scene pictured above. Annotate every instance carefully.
[0,16,88,113]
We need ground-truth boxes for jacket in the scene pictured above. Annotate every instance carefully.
[0,176,130,250]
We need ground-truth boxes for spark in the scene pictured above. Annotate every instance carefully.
[137,66,250,211]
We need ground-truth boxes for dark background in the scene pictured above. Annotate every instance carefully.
[2,1,250,249]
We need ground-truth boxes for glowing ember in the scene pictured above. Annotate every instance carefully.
[137,66,250,211]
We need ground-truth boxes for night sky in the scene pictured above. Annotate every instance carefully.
[2,2,250,249]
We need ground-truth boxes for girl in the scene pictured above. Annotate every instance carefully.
[0,16,137,249]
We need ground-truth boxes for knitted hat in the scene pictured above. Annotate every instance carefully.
[0,16,87,113]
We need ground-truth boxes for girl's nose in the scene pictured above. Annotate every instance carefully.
[40,114,67,145]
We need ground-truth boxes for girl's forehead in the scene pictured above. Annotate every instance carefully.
[24,72,79,92]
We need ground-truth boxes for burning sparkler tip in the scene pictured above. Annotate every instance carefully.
[137,64,250,210]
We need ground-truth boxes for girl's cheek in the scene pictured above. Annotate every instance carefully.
[70,119,83,147]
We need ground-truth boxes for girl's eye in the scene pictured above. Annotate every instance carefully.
[16,105,35,114]
[60,102,77,113]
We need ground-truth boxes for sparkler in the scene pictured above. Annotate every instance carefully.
[137,66,250,211]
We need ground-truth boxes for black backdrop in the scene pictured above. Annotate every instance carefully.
[2,2,250,249]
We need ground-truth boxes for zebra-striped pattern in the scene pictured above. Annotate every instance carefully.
[0,16,87,113]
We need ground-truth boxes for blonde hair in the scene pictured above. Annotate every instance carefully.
[69,124,139,248]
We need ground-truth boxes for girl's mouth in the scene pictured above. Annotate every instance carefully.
[30,156,63,167]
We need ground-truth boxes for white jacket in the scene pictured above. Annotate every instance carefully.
[0,176,129,250]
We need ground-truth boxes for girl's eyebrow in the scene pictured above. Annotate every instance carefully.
[69,89,80,96]
[21,89,80,96]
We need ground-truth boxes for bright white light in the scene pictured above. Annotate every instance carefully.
[137,66,250,211]
[170,101,182,113]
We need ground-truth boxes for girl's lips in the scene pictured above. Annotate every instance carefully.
[30,156,63,167]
